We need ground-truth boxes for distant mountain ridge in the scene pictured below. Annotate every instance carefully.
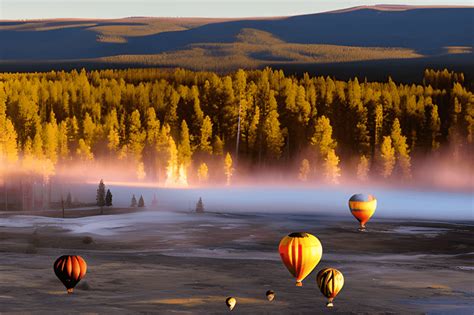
[326,4,474,13]
[0,5,472,75]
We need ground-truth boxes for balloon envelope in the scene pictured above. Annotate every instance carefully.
[53,255,87,293]
[348,194,377,229]
[278,232,323,286]
[226,297,236,311]
[317,268,344,307]
[266,290,275,301]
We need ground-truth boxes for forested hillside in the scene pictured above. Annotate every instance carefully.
[1,6,472,76]
[0,68,472,185]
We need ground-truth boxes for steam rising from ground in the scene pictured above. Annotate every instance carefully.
[110,185,473,220]
[45,147,474,191]
[3,148,472,221]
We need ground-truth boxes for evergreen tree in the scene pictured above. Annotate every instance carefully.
[200,115,213,153]
[96,179,106,213]
[390,119,411,179]
[146,107,160,145]
[428,104,441,150]
[380,136,395,178]
[16,93,39,144]
[83,112,96,146]
[58,121,69,160]
[1,119,19,164]
[295,85,311,124]
[195,197,204,213]
[178,120,192,167]
[165,136,179,185]
[374,104,383,147]
[77,138,94,161]
[138,195,145,207]
[32,125,44,159]
[165,88,180,129]
[311,116,337,157]
[155,123,171,180]
[323,149,341,184]
[105,189,113,206]
[198,162,209,183]
[107,127,120,153]
[43,112,59,164]
[213,136,224,156]
[0,91,18,164]
[129,109,146,161]
[130,194,137,207]
[224,152,234,185]
[67,116,80,152]
[355,109,371,156]
[264,109,284,160]
[248,106,260,151]
[191,85,204,125]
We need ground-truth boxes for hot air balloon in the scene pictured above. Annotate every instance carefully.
[266,290,275,301]
[348,194,377,231]
[53,255,87,294]
[278,232,323,286]
[225,297,236,311]
[316,268,344,307]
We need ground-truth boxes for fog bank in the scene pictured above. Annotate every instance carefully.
[63,183,473,222]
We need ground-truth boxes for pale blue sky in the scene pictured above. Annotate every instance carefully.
[1,0,472,19]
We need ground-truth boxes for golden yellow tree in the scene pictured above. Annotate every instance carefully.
[324,149,341,184]
[197,162,209,184]
[200,115,213,154]
[298,159,310,182]
[77,139,94,161]
[380,136,395,178]
[224,152,234,186]
[136,162,146,180]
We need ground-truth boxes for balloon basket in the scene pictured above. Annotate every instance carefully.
[296,281,303,287]
[326,302,334,308]
[67,288,74,294]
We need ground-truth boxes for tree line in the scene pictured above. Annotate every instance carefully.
[0,67,472,184]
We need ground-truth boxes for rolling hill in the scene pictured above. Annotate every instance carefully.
[0,5,473,79]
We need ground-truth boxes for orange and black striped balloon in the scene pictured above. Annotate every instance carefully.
[316,268,344,307]
[53,255,87,293]
[278,232,322,286]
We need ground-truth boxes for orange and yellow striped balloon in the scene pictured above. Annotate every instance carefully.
[316,268,344,307]
[278,232,323,286]
[348,194,377,230]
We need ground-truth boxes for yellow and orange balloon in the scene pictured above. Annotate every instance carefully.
[266,290,275,301]
[316,268,344,307]
[53,255,87,293]
[225,297,236,311]
[278,232,323,286]
[348,194,377,230]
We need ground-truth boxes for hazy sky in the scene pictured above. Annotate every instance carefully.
[1,0,472,19]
